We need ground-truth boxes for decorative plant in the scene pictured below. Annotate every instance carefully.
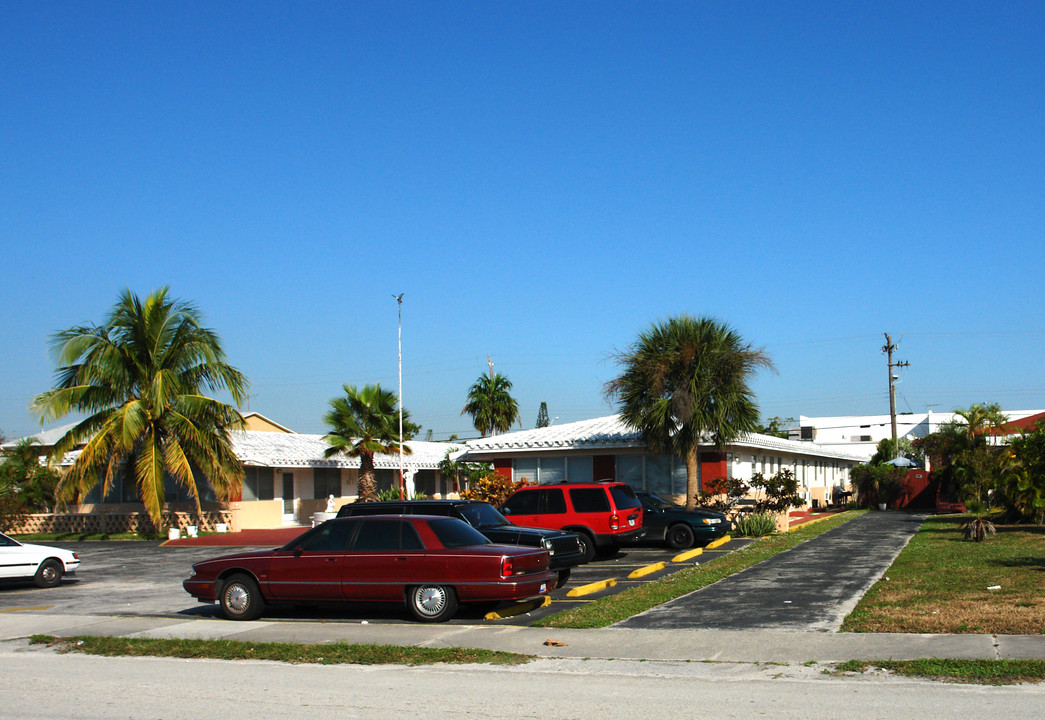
[733,513,777,537]
[961,500,996,542]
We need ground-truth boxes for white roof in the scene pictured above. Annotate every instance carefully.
[462,415,866,462]
[231,430,464,470]
[1,422,80,450]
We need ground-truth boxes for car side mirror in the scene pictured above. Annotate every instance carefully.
[293,547,303,558]
[501,507,511,515]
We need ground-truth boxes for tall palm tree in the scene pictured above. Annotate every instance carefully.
[323,384,416,502]
[605,315,774,510]
[32,288,249,528]
[462,372,520,437]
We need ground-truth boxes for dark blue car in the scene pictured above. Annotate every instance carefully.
[633,491,731,549]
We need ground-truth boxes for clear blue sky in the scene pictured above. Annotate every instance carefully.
[3,2,1043,440]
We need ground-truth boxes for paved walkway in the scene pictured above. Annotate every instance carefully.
[2,612,1043,663]
[620,510,927,632]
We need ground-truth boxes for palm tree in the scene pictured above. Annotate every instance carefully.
[31,288,249,529]
[323,384,416,502]
[462,372,520,437]
[605,315,773,510]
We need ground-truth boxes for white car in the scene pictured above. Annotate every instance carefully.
[0,531,80,588]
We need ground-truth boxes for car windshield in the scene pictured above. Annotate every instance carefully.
[457,503,510,528]
[427,518,491,548]
[640,492,676,510]
[0,532,21,547]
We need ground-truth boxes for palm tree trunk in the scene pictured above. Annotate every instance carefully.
[686,447,700,511]
[358,453,378,502]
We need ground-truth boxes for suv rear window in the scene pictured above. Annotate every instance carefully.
[609,485,642,510]
[569,488,610,513]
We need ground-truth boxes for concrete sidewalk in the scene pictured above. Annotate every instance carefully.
[2,612,1043,663]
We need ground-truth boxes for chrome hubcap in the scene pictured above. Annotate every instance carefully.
[416,586,446,615]
[226,584,250,614]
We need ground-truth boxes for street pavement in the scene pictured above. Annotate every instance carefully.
[620,510,927,631]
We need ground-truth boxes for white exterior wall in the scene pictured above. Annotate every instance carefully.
[791,409,1045,459]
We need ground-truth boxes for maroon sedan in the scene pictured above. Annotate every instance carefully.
[184,515,557,622]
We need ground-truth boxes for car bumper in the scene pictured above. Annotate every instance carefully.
[183,578,216,602]
[594,527,646,547]
[456,571,559,602]
[548,550,585,570]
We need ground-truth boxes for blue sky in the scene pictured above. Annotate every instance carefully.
[3,2,1043,440]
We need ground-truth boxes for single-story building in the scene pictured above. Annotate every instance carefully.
[459,415,866,509]
[5,413,464,532]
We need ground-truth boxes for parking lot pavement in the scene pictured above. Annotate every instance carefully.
[618,511,927,632]
[0,537,751,626]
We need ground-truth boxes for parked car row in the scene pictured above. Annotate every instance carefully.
[183,482,731,623]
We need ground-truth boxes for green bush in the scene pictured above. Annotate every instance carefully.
[733,513,777,537]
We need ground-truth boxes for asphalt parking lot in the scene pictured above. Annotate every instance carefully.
[0,536,750,625]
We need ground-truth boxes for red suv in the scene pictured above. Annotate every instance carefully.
[500,482,644,562]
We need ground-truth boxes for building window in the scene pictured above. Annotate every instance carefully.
[567,456,593,483]
[314,467,341,499]
[243,466,274,502]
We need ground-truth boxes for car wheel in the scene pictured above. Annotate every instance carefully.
[556,569,571,588]
[34,559,63,588]
[667,524,695,550]
[219,574,265,621]
[408,585,458,622]
[575,532,596,563]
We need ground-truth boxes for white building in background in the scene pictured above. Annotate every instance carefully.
[789,409,1045,459]
[461,414,865,509]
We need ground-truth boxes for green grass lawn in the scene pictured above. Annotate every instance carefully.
[842,515,1045,634]
[835,658,1045,685]
[29,635,532,666]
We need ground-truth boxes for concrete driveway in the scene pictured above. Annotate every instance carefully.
[618,510,927,631]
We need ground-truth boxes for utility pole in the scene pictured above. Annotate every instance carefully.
[394,293,404,500]
[487,354,494,381]
[882,333,910,451]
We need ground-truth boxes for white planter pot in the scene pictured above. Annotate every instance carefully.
[167,528,181,540]
[878,503,887,511]
[215,523,228,533]
[186,525,198,538]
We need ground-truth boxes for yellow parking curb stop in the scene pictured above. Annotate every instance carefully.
[628,561,666,579]
[484,595,551,620]
[672,547,703,563]
[706,535,731,549]
[566,578,618,597]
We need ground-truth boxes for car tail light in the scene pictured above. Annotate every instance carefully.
[500,556,514,578]
[609,513,619,530]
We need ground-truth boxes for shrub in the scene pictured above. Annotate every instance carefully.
[460,473,527,507]
[733,513,777,537]
[375,486,426,502]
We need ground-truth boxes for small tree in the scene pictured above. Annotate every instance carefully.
[694,476,749,516]
[749,468,805,515]
[850,464,906,508]
[536,402,550,429]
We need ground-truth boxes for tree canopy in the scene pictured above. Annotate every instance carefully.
[323,383,417,502]
[606,315,773,510]
[462,372,520,437]
[31,287,248,527]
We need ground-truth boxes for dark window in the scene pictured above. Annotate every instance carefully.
[569,488,610,513]
[457,503,509,528]
[503,490,540,515]
[609,485,641,510]
[347,504,405,516]
[298,521,354,552]
[353,519,423,551]
[314,468,341,499]
[243,466,275,501]
[541,488,568,514]
[427,518,490,548]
